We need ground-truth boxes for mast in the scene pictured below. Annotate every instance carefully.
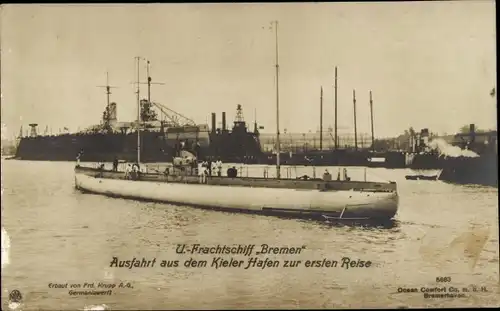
[97,72,118,113]
[320,86,323,150]
[142,59,165,122]
[369,90,375,152]
[254,107,258,133]
[353,89,358,151]
[146,61,151,104]
[106,72,110,108]
[273,20,281,179]
[136,57,141,164]
[334,66,338,150]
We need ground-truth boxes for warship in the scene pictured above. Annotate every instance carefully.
[13,62,264,163]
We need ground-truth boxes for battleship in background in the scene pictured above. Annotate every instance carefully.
[13,62,264,163]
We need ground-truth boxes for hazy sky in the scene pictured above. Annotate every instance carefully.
[0,2,496,139]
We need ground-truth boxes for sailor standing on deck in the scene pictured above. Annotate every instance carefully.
[216,159,222,177]
[198,161,204,183]
[199,164,209,184]
[112,157,119,172]
[124,164,132,179]
[207,159,212,176]
[323,169,332,181]
[343,168,350,181]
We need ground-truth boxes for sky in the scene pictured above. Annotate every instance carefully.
[0,2,497,140]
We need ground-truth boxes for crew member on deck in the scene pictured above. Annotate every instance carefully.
[113,157,119,172]
[323,169,332,181]
[131,163,139,180]
[197,161,203,178]
[216,159,222,177]
[198,162,205,183]
[343,168,350,181]
[227,166,237,178]
[199,165,208,184]
[124,164,132,179]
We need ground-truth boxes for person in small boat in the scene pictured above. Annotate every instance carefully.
[112,157,119,172]
[336,169,341,181]
[322,169,332,181]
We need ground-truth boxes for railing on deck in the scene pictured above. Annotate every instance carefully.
[80,162,378,184]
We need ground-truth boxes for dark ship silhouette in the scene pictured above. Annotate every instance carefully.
[404,124,497,187]
[437,125,498,187]
[14,65,264,163]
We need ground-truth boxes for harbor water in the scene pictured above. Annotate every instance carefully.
[1,160,499,309]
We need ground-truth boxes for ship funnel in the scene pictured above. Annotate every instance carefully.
[222,112,227,131]
[421,128,429,146]
[211,113,216,133]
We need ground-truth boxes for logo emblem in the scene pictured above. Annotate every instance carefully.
[9,290,22,303]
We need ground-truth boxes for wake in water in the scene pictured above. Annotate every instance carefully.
[427,138,479,158]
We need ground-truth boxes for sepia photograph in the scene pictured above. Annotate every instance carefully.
[1,1,498,309]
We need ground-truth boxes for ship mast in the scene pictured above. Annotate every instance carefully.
[272,20,281,179]
[143,60,165,121]
[97,72,118,114]
[320,86,323,150]
[334,66,338,150]
[369,91,375,152]
[105,72,111,109]
[353,89,358,151]
[135,57,142,164]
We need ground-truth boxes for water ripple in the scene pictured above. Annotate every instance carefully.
[1,160,498,309]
